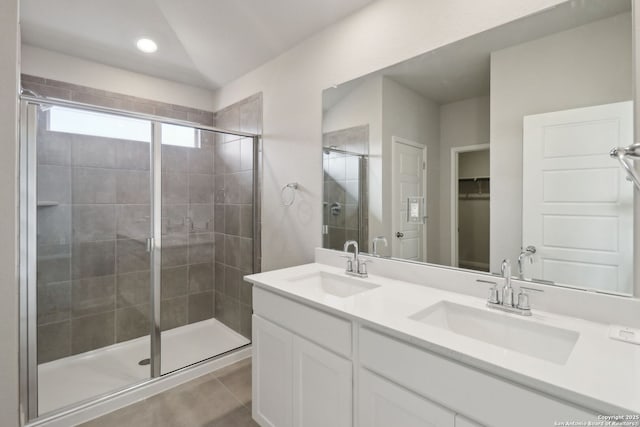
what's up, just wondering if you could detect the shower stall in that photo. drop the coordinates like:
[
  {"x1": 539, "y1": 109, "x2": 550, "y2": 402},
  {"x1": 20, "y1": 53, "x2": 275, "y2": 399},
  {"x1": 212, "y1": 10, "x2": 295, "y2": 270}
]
[
  {"x1": 19, "y1": 94, "x2": 259, "y2": 422},
  {"x1": 321, "y1": 125, "x2": 369, "y2": 253},
  {"x1": 322, "y1": 147, "x2": 369, "y2": 253}
]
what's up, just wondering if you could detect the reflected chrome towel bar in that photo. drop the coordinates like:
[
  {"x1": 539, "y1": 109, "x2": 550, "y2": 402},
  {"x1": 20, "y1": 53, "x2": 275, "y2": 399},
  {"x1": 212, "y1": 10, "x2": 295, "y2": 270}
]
[{"x1": 610, "y1": 142, "x2": 640, "y2": 191}]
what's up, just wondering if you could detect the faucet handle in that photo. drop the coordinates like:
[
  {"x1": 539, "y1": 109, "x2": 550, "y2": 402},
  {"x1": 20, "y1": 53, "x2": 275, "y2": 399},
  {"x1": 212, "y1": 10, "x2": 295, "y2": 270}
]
[
  {"x1": 340, "y1": 254, "x2": 354, "y2": 272},
  {"x1": 358, "y1": 259, "x2": 371, "y2": 275},
  {"x1": 517, "y1": 288, "x2": 531, "y2": 310},
  {"x1": 488, "y1": 285, "x2": 500, "y2": 304}
]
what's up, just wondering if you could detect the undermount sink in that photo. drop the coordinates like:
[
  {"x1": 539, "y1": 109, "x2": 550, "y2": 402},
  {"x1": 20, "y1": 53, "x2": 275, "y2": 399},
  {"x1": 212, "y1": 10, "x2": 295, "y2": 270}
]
[
  {"x1": 410, "y1": 301, "x2": 579, "y2": 364},
  {"x1": 286, "y1": 271, "x2": 380, "y2": 298}
]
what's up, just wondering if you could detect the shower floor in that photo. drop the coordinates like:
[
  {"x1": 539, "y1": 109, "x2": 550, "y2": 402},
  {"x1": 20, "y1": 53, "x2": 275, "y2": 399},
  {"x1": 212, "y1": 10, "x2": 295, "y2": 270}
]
[{"x1": 38, "y1": 318, "x2": 250, "y2": 415}]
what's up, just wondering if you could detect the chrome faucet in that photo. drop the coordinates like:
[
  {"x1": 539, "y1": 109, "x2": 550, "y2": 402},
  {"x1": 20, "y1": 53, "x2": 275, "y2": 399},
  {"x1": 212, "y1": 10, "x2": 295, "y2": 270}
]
[
  {"x1": 343, "y1": 240, "x2": 368, "y2": 278},
  {"x1": 517, "y1": 246, "x2": 536, "y2": 279},
  {"x1": 485, "y1": 258, "x2": 533, "y2": 316},
  {"x1": 371, "y1": 236, "x2": 388, "y2": 257}
]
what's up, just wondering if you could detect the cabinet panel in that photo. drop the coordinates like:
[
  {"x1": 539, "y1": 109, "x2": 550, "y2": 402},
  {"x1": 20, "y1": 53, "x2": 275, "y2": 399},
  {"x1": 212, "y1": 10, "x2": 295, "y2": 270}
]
[
  {"x1": 359, "y1": 369, "x2": 455, "y2": 427},
  {"x1": 253, "y1": 315, "x2": 293, "y2": 427},
  {"x1": 254, "y1": 287, "x2": 352, "y2": 357},
  {"x1": 293, "y1": 336, "x2": 352, "y2": 427},
  {"x1": 359, "y1": 327, "x2": 597, "y2": 427}
]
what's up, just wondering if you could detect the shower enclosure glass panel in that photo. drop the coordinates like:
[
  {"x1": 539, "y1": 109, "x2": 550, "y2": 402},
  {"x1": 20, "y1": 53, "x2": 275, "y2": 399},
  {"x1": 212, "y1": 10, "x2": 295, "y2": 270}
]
[
  {"x1": 22, "y1": 99, "x2": 257, "y2": 421},
  {"x1": 159, "y1": 126, "x2": 250, "y2": 374},
  {"x1": 322, "y1": 148, "x2": 368, "y2": 252},
  {"x1": 33, "y1": 104, "x2": 153, "y2": 415}
]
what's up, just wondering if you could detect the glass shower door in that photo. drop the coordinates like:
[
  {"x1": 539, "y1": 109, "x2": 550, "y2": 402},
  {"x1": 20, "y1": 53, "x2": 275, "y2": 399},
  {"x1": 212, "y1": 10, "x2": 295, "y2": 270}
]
[
  {"x1": 159, "y1": 126, "x2": 251, "y2": 374},
  {"x1": 30, "y1": 103, "x2": 154, "y2": 416}
]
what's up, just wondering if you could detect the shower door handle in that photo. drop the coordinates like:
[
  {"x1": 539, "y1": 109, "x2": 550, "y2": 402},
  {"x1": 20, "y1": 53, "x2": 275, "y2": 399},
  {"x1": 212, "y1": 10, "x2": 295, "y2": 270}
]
[{"x1": 146, "y1": 237, "x2": 154, "y2": 253}]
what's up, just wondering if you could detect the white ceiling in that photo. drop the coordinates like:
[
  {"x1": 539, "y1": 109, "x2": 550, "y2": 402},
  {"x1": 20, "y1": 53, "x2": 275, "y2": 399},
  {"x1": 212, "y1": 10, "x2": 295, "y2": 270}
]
[
  {"x1": 20, "y1": 0, "x2": 376, "y2": 89},
  {"x1": 324, "y1": 0, "x2": 631, "y2": 108}
]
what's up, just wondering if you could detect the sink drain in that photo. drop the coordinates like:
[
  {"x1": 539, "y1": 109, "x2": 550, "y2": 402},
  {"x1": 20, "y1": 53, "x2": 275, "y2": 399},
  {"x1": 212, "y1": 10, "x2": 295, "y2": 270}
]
[{"x1": 138, "y1": 358, "x2": 151, "y2": 366}]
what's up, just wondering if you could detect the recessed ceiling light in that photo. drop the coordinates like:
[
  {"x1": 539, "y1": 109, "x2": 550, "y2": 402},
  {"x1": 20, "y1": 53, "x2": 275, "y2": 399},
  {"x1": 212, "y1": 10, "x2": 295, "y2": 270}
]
[{"x1": 136, "y1": 38, "x2": 158, "y2": 53}]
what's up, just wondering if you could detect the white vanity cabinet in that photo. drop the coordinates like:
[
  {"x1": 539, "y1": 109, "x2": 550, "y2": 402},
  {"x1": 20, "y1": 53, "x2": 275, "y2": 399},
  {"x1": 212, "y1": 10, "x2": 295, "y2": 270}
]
[
  {"x1": 359, "y1": 368, "x2": 455, "y2": 427},
  {"x1": 252, "y1": 286, "x2": 600, "y2": 427},
  {"x1": 358, "y1": 327, "x2": 597, "y2": 427},
  {"x1": 293, "y1": 334, "x2": 352, "y2": 427},
  {"x1": 253, "y1": 315, "x2": 294, "y2": 427},
  {"x1": 252, "y1": 288, "x2": 353, "y2": 427}
]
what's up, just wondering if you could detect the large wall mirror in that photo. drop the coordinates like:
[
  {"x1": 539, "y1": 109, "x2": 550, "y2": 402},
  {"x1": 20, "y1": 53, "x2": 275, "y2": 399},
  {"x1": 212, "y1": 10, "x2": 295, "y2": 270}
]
[{"x1": 321, "y1": 0, "x2": 636, "y2": 296}]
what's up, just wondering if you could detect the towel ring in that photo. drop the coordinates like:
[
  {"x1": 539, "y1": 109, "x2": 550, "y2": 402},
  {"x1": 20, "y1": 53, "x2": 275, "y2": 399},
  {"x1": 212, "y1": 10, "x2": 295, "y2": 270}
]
[{"x1": 281, "y1": 182, "x2": 299, "y2": 206}]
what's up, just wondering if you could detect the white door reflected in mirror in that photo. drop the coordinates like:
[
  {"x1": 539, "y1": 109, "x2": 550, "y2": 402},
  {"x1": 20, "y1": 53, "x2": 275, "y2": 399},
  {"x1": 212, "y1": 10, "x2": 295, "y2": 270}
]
[
  {"x1": 320, "y1": 0, "x2": 635, "y2": 296},
  {"x1": 522, "y1": 102, "x2": 634, "y2": 295},
  {"x1": 392, "y1": 137, "x2": 427, "y2": 262}
]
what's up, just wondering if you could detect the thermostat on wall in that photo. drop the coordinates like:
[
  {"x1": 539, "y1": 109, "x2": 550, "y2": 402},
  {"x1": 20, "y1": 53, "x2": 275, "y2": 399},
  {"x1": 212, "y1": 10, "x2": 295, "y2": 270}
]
[{"x1": 609, "y1": 325, "x2": 640, "y2": 345}]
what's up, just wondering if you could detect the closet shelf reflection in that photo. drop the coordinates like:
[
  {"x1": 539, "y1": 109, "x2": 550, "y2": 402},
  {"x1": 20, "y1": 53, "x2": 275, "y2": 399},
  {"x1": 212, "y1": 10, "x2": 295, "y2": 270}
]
[
  {"x1": 458, "y1": 176, "x2": 490, "y2": 181},
  {"x1": 458, "y1": 194, "x2": 490, "y2": 200}
]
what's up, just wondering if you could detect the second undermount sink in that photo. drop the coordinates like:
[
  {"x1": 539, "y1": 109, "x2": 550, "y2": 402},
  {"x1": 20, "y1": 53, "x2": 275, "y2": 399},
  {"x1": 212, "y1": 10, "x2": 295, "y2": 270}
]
[
  {"x1": 410, "y1": 301, "x2": 579, "y2": 364},
  {"x1": 286, "y1": 271, "x2": 380, "y2": 298}
]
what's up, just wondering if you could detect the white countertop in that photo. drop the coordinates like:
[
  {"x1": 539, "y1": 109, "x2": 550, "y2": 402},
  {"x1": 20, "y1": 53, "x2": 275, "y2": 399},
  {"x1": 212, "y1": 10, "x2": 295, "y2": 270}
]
[{"x1": 245, "y1": 262, "x2": 640, "y2": 415}]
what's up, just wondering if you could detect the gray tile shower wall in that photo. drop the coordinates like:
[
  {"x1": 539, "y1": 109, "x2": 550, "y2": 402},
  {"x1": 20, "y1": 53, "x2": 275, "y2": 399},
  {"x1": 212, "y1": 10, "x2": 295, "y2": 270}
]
[
  {"x1": 213, "y1": 93, "x2": 262, "y2": 340},
  {"x1": 24, "y1": 75, "x2": 230, "y2": 364},
  {"x1": 35, "y1": 118, "x2": 154, "y2": 362},
  {"x1": 27, "y1": 74, "x2": 261, "y2": 363},
  {"x1": 22, "y1": 75, "x2": 215, "y2": 125},
  {"x1": 160, "y1": 129, "x2": 216, "y2": 330},
  {"x1": 322, "y1": 125, "x2": 369, "y2": 252}
]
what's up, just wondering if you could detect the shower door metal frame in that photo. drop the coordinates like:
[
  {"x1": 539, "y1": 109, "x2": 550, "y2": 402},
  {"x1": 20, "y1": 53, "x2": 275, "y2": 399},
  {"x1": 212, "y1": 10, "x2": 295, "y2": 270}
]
[
  {"x1": 18, "y1": 95, "x2": 259, "y2": 424},
  {"x1": 150, "y1": 122, "x2": 162, "y2": 379},
  {"x1": 20, "y1": 101, "x2": 39, "y2": 422}
]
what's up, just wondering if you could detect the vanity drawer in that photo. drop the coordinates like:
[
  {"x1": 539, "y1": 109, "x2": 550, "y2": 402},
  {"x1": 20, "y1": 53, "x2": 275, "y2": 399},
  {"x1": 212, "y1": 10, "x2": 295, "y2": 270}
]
[
  {"x1": 253, "y1": 287, "x2": 352, "y2": 357},
  {"x1": 358, "y1": 327, "x2": 597, "y2": 427}
]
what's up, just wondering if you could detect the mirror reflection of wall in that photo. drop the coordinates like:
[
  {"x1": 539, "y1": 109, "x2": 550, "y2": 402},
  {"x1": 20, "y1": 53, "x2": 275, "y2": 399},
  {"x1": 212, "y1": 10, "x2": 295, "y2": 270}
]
[{"x1": 321, "y1": 0, "x2": 635, "y2": 296}]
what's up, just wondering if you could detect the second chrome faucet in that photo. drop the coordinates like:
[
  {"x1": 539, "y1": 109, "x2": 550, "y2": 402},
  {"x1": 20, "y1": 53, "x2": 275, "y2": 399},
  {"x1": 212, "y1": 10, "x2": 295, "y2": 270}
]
[{"x1": 486, "y1": 259, "x2": 533, "y2": 316}]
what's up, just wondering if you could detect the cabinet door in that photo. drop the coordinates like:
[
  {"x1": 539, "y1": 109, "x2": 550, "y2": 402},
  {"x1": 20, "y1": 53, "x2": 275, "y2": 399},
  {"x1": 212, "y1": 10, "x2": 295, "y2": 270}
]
[
  {"x1": 455, "y1": 415, "x2": 484, "y2": 427},
  {"x1": 253, "y1": 315, "x2": 293, "y2": 427},
  {"x1": 358, "y1": 369, "x2": 454, "y2": 427},
  {"x1": 293, "y1": 336, "x2": 353, "y2": 427}
]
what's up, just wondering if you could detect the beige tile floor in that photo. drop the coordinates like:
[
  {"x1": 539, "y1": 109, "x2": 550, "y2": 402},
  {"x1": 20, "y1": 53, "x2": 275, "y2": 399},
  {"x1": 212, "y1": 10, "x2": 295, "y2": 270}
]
[{"x1": 80, "y1": 359, "x2": 258, "y2": 427}]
